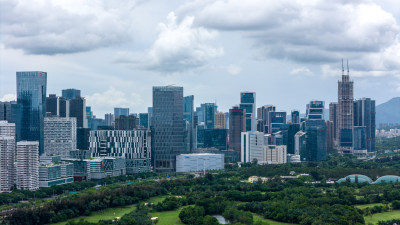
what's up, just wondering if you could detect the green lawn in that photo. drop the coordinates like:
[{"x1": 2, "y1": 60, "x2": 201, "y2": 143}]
[
  {"x1": 355, "y1": 203, "x2": 385, "y2": 210},
  {"x1": 52, "y1": 195, "x2": 168, "y2": 225},
  {"x1": 253, "y1": 214, "x2": 297, "y2": 225},
  {"x1": 151, "y1": 209, "x2": 184, "y2": 225},
  {"x1": 364, "y1": 210, "x2": 400, "y2": 225}
]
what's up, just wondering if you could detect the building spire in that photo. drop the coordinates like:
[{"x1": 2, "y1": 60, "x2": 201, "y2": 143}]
[{"x1": 342, "y1": 58, "x2": 344, "y2": 76}]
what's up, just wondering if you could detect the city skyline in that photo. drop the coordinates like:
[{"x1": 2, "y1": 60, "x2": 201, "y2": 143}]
[{"x1": 1, "y1": 0, "x2": 400, "y2": 117}]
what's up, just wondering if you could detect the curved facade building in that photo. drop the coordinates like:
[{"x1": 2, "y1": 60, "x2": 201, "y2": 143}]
[
  {"x1": 375, "y1": 175, "x2": 400, "y2": 184},
  {"x1": 337, "y1": 174, "x2": 373, "y2": 184}
]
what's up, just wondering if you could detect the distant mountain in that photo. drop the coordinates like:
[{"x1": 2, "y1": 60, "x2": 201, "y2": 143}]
[{"x1": 376, "y1": 97, "x2": 400, "y2": 126}]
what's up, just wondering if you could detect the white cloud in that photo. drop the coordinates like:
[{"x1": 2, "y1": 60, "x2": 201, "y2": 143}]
[
  {"x1": 0, "y1": 94, "x2": 16, "y2": 102},
  {"x1": 0, "y1": 0, "x2": 141, "y2": 55},
  {"x1": 86, "y1": 87, "x2": 142, "y2": 116},
  {"x1": 114, "y1": 12, "x2": 223, "y2": 72},
  {"x1": 226, "y1": 64, "x2": 242, "y2": 75},
  {"x1": 290, "y1": 66, "x2": 314, "y2": 76}
]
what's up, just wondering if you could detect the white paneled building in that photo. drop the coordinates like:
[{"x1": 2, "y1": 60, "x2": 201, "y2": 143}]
[
  {"x1": 265, "y1": 145, "x2": 287, "y2": 164},
  {"x1": 176, "y1": 153, "x2": 224, "y2": 172},
  {"x1": 17, "y1": 141, "x2": 39, "y2": 191},
  {"x1": 241, "y1": 131, "x2": 264, "y2": 163},
  {"x1": 0, "y1": 121, "x2": 16, "y2": 191},
  {"x1": 44, "y1": 117, "x2": 77, "y2": 158}
]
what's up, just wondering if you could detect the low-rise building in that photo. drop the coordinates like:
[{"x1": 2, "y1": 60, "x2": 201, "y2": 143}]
[
  {"x1": 39, "y1": 156, "x2": 73, "y2": 188},
  {"x1": 265, "y1": 145, "x2": 287, "y2": 164}
]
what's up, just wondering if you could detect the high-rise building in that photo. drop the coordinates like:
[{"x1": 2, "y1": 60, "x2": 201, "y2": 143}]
[
  {"x1": 291, "y1": 110, "x2": 300, "y2": 124},
  {"x1": 229, "y1": 106, "x2": 246, "y2": 152},
  {"x1": 294, "y1": 131, "x2": 306, "y2": 156},
  {"x1": 337, "y1": 61, "x2": 354, "y2": 153},
  {"x1": 303, "y1": 120, "x2": 327, "y2": 161},
  {"x1": 354, "y1": 98, "x2": 376, "y2": 152},
  {"x1": 16, "y1": 141, "x2": 39, "y2": 190},
  {"x1": 115, "y1": 115, "x2": 138, "y2": 130},
  {"x1": 43, "y1": 117, "x2": 77, "y2": 158},
  {"x1": 104, "y1": 113, "x2": 114, "y2": 127},
  {"x1": 69, "y1": 96, "x2": 87, "y2": 128},
  {"x1": 152, "y1": 86, "x2": 184, "y2": 172},
  {"x1": 183, "y1": 96, "x2": 195, "y2": 153},
  {"x1": 139, "y1": 113, "x2": 149, "y2": 129},
  {"x1": 306, "y1": 101, "x2": 325, "y2": 120},
  {"x1": 329, "y1": 102, "x2": 338, "y2": 148},
  {"x1": 241, "y1": 131, "x2": 264, "y2": 163},
  {"x1": 257, "y1": 105, "x2": 275, "y2": 133},
  {"x1": 279, "y1": 123, "x2": 300, "y2": 154},
  {"x1": 89, "y1": 129, "x2": 151, "y2": 174},
  {"x1": 240, "y1": 92, "x2": 256, "y2": 131},
  {"x1": 203, "y1": 103, "x2": 216, "y2": 129},
  {"x1": 197, "y1": 128, "x2": 228, "y2": 150},
  {"x1": 224, "y1": 112, "x2": 229, "y2": 129},
  {"x1": 62, "y1": 89, "x2": 81, "y2": 100},
  {"x1": 17, "y1": 71, "x2": 47, "y2": 155},
  {"x1": 265, "y1": 145, "x2": 287, "y2": 164},
  {"x1": 326, "y1": 120, "x2": 335, "y2": 152},
  {"x1": 0, "y1": 121, "x2": 16, "y2": 191},
  {"x1": 215, "y1": 112, "x2": 225, "y2": 129},
  {"x1": 114, "y1": 108, "x2": 129, "y2": 117},
  {"x1": 46, "y1": 94, "x2": 68, "y2": 117},
  {"x1": 268, "y1": 111, "x2": 286, "y2": 134},
  {"x1": 184, "y1": 96, "x2": 194, "y2": 124},
  {"x1": 77, "y1": 128, "x2": 90, "y2": 150},
  {"x1": 0, "y1": 101, "x2": 22, "y2": 140}
]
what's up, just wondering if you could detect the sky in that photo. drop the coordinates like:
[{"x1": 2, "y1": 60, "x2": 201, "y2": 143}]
[{"x1": 0, "y1": 0, "x2": 399, "y2": 118}]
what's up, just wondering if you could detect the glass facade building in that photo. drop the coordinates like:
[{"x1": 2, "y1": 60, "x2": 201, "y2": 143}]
[
  {"x1": 17, "y1": 71, "x2": 47, "y2": 155},
  {"x1": 240, "y1": 92, "x2": 256, "y2": 131},
  {"x1": 152, "y1": 86, "x2": 184, "y2": 172}
]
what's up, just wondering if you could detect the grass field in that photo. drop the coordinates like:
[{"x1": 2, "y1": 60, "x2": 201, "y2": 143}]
[
  {"x1": 364, "y1": 210, "x2": 400, "y2": 224},
  {"x1": 253, "y1": 214, "x2": 297, "y2": 225},
  {"x1": 52, "y1": 195, "x2": 168, "y2": 225},
  {"x1": 355, "y1": 203, "x2": 385, "y2": 210},
  {"x1": 151, "y1": 209, "x2": 184, "y2": 225}
]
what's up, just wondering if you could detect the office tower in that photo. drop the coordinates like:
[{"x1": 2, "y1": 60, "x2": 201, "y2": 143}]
[
  {"x1": 197, "y1": 128, "x2": 228, "y2": 150},
  {"x1": 291, "y1": 110, "x2": 300, "y2": 124},
  {"x1": 86, "y1": 106, "x2": 93, "y2": 119},
  {"x1": 195, "y1": 106, "x2": 204, "y2": 124},
  {"x1": 139, "y1": 113, "x2": 149, "y2": 128},
  {"x1": 203, "y1": 103, "x2": 216, "y2": 129},
  {"x1": 69, "y1": 96, "x2": 87, "y2": 128},
  {"x1": 152, "y1": 86, "x2": 184, "y2": 172},
  {"x1": 183, "y1": 95, "x2": 195, "y2": 153},
  {"x1": 43, "y1": 117, "x2": 77, "y2": 158},
  {"x1": 241, "y1": 131, "x2": 264, "y2": 163},
  {"x1": 268, "y1": 111, "x2": 286, "y2": 134},
  {"x1": 0, "y1": 101, "x2": 22, "y2": 141},
  {"x1": 147, "y1": 107, "x2": 153, "y2": 127},
  {"x1": 77, "y1": 128, "x2": 90, "y2": 150},
  {"x1": 279, "y1": 123, "x2": 300, "y2": 154},
  {"x1": 115, "y1": 115, "x2": 138, "y2": 130},
  {"x1": 329, "y1": 102, "x2": 338, "y2": 148},
  {"x1": 337, "y1": 61, "x2": 354, "y2": 153},
  {"x1": 257, "y1": 105, "x2": 276, "y2": 133},
  {"x1": 0, "y1": 121, "x2": 16, "y2": 191},
  {"x1": 17, "y1": 71, "x2": 47, "y2": 155},
  {"x1": 294, "y1": 131, "x2": 306, "y2": 156},
  {"x1": 46, "y1": 94, "x2": 68, "y2": 117},
  {"x1": 229, "y1": 106, "x2": 246, "y2": 152},
  {"x1": 16, "y1": 141, "x2": 39, "y2": 190},
  {"x1": 215, "y1": 112, "x2": 225, "y2": 129},
  {"x1": 240, "y1": 92, "x2": 256, "y2": 131},
  {"x1": 326, "y1": 120, "x2": 335, "y2": 152},
  {"x1": 354, "y1": 98, "x2": 376, "y2": 152},
  {"x1": 89, "y1": 129, "x2": 151, "y2": 174},
  {"x1": 105, "y1": 113, "x2": 114, "y2": 127},
  {"x1": 114, "y1": 108, "x2": 129, "y2": 117},
  {"x1": 306, "y1": 101, "x2": 325, "y2": 120},
  {"x1": 303, "y1": 120, "x2": 327, "y2": 161},
  {"x1": 224, "y1": 112, "x2": 229, "y2": 129},
  {"x1": 62, "y1": 89, "x2": 81, "y2": 100},
  {"x1": 265, "y1": 145, "x2": 287, "y2": 164},
  {"x1": 353, "y1": 126, "x2": 367, "y2": 153}
]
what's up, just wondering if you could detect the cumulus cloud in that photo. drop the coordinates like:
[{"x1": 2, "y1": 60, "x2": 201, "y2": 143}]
[
  {"x1": 114, "y1": 12, "x2": 223, "y2": 72},
  {"x1": 0, "y1": 0, "x2": 140, "y2": 55},
  {"x1": 290, "y1": 66, "x2": 314, "y2": 76},
  {"x1": 86, "y1": 87, "x2": 142, "y2": 115},
  {"x1": 0, "y1": 94, "x2": 16, "y2": 102},
  {"x1": 178, "y1": 0, "x2": 400, "y2": 77}
]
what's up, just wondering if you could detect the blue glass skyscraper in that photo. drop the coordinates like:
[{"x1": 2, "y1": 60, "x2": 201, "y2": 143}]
[
  {"x1": 240, "y1": 92, "x2": 256, "y2": 131},
  {"x1": 17, "y1": 71, "x2": 47, "y2": 155}
]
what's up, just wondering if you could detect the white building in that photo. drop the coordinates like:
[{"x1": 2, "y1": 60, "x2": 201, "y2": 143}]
[
  {"x1": 17, "y1": 141, "x2": 39, "y2": 191},
  {"x1": 265, "y1": 145, "x2": 287, "y2": 164},
  {"x1": 0, "y1": 121, "x2": 16, "y2": 191},
  {"x1": 176, "y1": 153, "x2": 224, "y2": 172},
  {"x1": 44, "y1": 117, "x2": 77, "y2": 158},
  {"x1": 241, "y1": 131, "x2": 264, "y2": 163}
]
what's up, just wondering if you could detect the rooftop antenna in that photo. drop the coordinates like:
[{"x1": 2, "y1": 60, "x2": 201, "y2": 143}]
[
  {"x1": 347, "y1": 59, "x2": 349, "y2": 76},
  {"x1": 342, "y1": 58, "x2": 344, "y2": 76}
]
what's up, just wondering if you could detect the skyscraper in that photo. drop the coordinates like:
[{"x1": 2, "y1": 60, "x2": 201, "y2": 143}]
[
  {"x1": 46, "y1": 94, "x2": 68, "y2": 117},
  {"x1": 354, "y1": 98, "x2": 376, "y2": 152},
  {"x1": 215, "y1": 112, "x2": 226, "y2": 129},
  {"x1": 139, "y1": 113, "x2": 149, "y2": 129},
  {"x1": 337, "y1": 61, "x2": 354, "y2": 154},
  {"x1": 62, "y1": 89, "x2": 81, "y2": 100},
  {"x1": 306, "y1": 101, "x2": 325, "y2": 120},
  {"x1": 16, "y1": 141, "x2": 39, "y2": 190},
  {"x1": 114, "y1": 108, "x2": 130, "y2": 117},
  {"x1": 105, "y1": 113, "x2": 114, "y2": 127},
  {"x1": 241, "y1": 131, "x2": 264, "y2": 163},
  {"x1": 229, "y1": 106, "x2": 246, "y2": 152},
  {"x1": 257, "y1": 105, "x2": 275, "y2": 133},
  {"x1": 17, "y1": 71, "x2": 47, "y2": 155},
  {"x1": 0, "y1": 121, "x2": 16, "y2": 191},
  {"x1": 152, "y1": 86, "x2": 184, "y2": 172},
  {"x1": 268, "y1": 111, "x2": 286, "y2": 134},
  {"x1": 291, "y1": 110, "x2": 300, "y2": 124},
  {"x1": 329, "y1": 102, "x2": 338, "y2": 148},
  {"x1": 183, "y1": 96, "x2": 195, "y2": 153},
  {"x1": 115, "y1": 115, "x2": 138, "y2": 130},
  {"x1": 202, "y1": 103, "x2": 216, "y2": 129},
  {"x1": 43, "y1": 117, "x2": 77, "y2": 158},
  {"x1": 69, "y1": 96, "x2": 87, "y2": 128},
  {"x1": 240, "y1": 92, "x2": 256, "y2": 131},
  {"x1": 0, "y1": 101, "x2": 22, "y2": 141}
]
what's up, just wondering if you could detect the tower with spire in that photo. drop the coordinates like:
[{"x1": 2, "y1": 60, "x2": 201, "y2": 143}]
[{"x1": 337, "y1": 59, "x2": 354, "y2": 154}]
